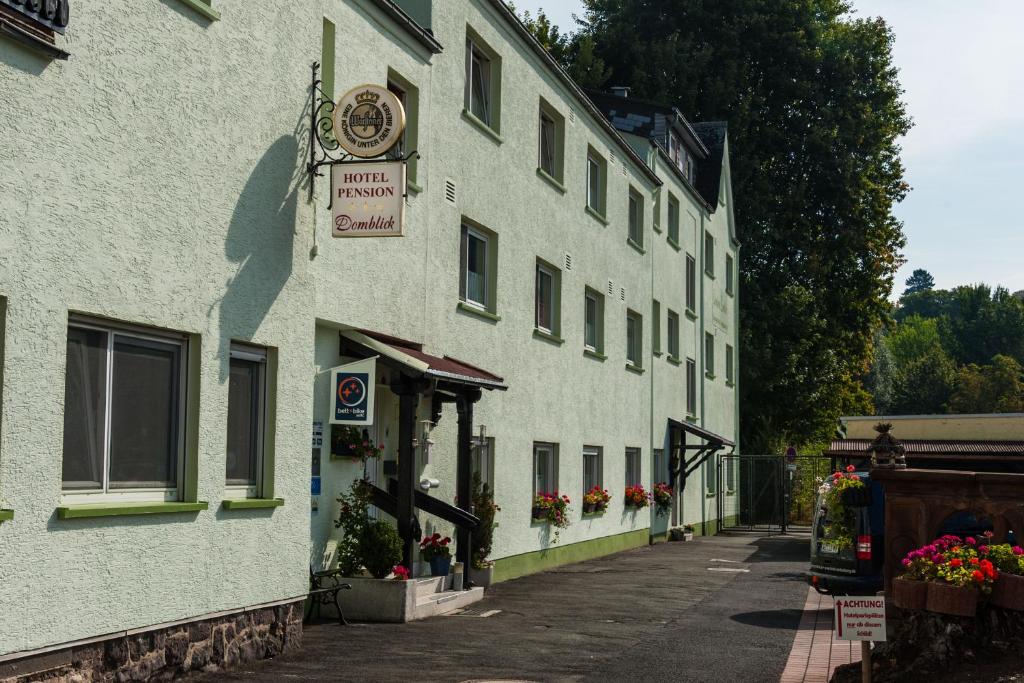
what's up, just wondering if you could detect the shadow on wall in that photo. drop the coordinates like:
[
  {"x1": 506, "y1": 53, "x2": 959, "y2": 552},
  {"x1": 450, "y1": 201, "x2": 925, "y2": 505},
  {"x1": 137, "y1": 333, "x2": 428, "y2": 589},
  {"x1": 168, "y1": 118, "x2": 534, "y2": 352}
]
[{"x1": 216, "y1": 135, "x2": 299, "y2": 381}]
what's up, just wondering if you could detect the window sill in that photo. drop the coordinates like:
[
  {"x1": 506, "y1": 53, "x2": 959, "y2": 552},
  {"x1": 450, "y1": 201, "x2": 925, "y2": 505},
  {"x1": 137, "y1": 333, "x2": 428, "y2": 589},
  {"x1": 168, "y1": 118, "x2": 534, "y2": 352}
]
[
  {"x1": 533, "y1": 328, "x2": 564, "y2": 346},
  {"x1": 686, "y1": 414, "x2": 698, "y2": 423},
  {"x1": 536, "y1": 167, "x2": 566, "y2": 194},
  {"x1": 584, "y1": 205, "x2": 609, "y2": 226},
  {"x1": 176, "y1": 0, "x2": 221, "y2": 21},
  {"x1": 726, "y1": 489, "x2": 736, "y2": 497},
  {"x1": 0, "y1": 509, "x2": 13, "y2": 523},
  {"x1": 627, "y1": 238, "x2": 646, "y2": 255},
  {"x1": 667, "y1": 236, "x2": 681, "y2": 252},
  {"x1": 56, "y1": 501, "x2": 209, "y2": 520},
  {"x1": 583, "y1": 348, "x2": 607, "y2": 362},
  {"x1": 457, "y1": 301, "x2": 501, "y2": 323},
  {"x1": 653, "y1": 350, "x2": 663, "y2": 358},
  {"x1": 706, "y1": 491, "x2": 718, "y2": 498},
  {"x1": 685, "y1": 309, "x2": 697, "y2": 321},
  {"x1": 726, "y1": 290, "x2": 734, "y2": 298},
  {"x1": 653, "y1": 224, "x2": 662, "y2": 234},
  {"x1": 407, "y1": 179, "x2": 423, "y2": 195},
  {"x1": 625, "y1": 363, "x2": 645, "y2": 375},
  {"x1": 706, "y1": 373, "x2": 716, "y2": 380},
  {"x1": 222, "y1": 498, "x2": 284, "y2": 510},
  {"x1": 667, "y1": 355, "x2": 682, "y2": 366},
  {"x1": 726, "y1": 380, "x2": 736, "y2": 388},
  {"x1": 581, "y1": 510, "x2": 607, "y2": 518},
  {"x1": 705, "y1": 271, "x2": 716, "y2": 280},
  {"x1": 461, "y1": 108, "x2": 503, "y2": 145}
]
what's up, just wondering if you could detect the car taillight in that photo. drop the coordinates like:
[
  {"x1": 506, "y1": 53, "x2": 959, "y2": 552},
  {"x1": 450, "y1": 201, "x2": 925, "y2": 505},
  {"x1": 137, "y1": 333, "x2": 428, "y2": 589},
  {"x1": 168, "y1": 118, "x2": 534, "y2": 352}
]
[{"x1": 856, "y1": 535, "x2": 872, "y2": 560}]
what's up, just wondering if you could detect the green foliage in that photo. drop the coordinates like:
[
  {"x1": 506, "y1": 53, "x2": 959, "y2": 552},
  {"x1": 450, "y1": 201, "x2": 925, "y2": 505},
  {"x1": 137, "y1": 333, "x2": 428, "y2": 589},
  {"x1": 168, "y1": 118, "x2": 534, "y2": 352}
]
[
  {"x1": 948, "y1": 355, "x2": 1024, "y2": 414},
  {"x1": 864, "y1": 328, "x2": 895, "y2": 414},
  {"x1": 334, "y1": 479, "x2": 372, "y2": 576},
  {"x1": 541, "y1": 0, "x2": 911, "y2": 451},
  {"x1": 820, "y1": 470, "x2": 866, "y2": 551},
  {"x1": 470, "y1": 471, "x2": 500, "y2": 570},
  {"x1": 890, "y1": 351, "x2": 956, "y2": 414},
  {"x1": 360, "y1": 520, "x2": 403, "y2": 579},
  {"x1": 886, "y1": 315, "x2": 943, "y2": 367},
  {"x1": 902, "y1": 268, "x2": 935, "y2": 296}
]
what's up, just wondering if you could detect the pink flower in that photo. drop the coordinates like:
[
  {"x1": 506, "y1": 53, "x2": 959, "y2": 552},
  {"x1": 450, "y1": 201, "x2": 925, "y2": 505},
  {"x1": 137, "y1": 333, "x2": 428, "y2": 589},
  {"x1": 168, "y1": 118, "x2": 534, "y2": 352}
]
[
  {"x1": 1013, "y1": 546, "x2": 1024, "y2": 556},
  {"x1": 901, "y1": 558, "x2": 911, "y2": 567},
  {"x1": 966, "y1": 537, "x2": 977, "y2": 546}
]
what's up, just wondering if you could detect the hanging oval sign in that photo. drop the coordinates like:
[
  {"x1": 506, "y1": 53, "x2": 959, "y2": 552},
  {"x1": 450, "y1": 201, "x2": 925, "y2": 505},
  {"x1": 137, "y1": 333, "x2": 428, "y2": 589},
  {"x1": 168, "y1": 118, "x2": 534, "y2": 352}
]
[{"x1": 332, "y1": 84, "x2": 407, "y2": 158}]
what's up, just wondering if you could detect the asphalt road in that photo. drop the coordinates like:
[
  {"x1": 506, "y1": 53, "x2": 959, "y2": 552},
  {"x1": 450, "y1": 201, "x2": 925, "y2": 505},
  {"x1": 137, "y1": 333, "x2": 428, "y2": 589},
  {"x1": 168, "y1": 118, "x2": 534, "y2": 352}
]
[{"x1": 193, "y1": 533, "x2": 811, "y2": 682}]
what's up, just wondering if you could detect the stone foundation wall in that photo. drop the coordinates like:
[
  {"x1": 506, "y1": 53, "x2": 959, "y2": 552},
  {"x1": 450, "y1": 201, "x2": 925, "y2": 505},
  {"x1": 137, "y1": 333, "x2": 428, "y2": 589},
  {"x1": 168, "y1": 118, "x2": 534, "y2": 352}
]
[{"x1": 0, "y1": 600, "x2": 303, "y2": 682}]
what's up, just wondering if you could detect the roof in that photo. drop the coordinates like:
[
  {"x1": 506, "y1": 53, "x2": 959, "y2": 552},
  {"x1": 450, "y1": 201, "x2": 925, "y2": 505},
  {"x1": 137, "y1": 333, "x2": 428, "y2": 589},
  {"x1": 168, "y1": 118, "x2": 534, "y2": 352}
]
[
  {"x1": 367, "y1": 0, "x2": 444, "y2": 54},
  {"x1": 691, "y1": 122, "x2": 728, "y2": 208},
  {"x1": 668, "y1": 417, "x2": 736, "y2": 449},
  {"x1": 826, "y1": 439, "x2": 1024, "y2": 457},
  {"x1": 342, "y1": 329, "x2": 507, "y2": 391},
  {"x1": 587, "y1": 91, "x2": 709, "y2": 158}
]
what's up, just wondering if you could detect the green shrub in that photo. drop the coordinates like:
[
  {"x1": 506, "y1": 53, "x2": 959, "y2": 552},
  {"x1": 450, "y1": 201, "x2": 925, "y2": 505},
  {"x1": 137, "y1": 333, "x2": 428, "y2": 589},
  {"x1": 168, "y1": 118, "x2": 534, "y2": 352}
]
[
  {"x1": 360, "y1": 520, "x2": 403, "y2": 579},
  {"x1": 471, "y1": 471, "x2": 500, "y2": 569},
  {"x1": 335, "y1": 479, "x2": 371, "y2": 576}
]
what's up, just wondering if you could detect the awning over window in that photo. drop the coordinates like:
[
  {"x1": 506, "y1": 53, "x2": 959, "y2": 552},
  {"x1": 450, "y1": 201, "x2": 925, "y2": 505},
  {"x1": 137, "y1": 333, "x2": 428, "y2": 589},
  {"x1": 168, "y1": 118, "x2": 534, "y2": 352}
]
[{"x1": 339, "y1": 328, "x2": 507, "y2": 391}]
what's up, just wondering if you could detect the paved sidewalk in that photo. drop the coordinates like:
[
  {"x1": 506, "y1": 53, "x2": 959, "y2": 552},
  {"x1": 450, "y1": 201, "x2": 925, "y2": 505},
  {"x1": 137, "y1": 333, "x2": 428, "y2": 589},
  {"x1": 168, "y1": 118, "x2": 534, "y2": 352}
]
[
  {"x1": 191, "y1": 533, "x2": 811, "y2": 682},
  {"x1": 780, "y1": 588, "x2": 862, "y2": 683}
]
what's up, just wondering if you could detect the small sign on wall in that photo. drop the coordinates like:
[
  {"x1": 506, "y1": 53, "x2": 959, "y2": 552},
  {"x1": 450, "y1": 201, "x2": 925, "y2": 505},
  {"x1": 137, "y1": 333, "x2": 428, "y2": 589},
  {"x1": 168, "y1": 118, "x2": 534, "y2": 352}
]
[
  {"x1": 835, "y1": 596, "x2": 886, "y2": 642},
  {"x1": 331, "y1": 162, "x2": 406, "y2": 238},
  {"x1": 330, "y1": 357, "x2": 377, "y2": 425}
]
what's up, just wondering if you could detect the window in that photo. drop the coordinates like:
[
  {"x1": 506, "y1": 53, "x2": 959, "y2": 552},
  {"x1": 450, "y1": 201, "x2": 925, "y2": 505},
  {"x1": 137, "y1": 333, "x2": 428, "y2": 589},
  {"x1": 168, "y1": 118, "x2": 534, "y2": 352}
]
[
  {"x1": 586, "y1": 148, "x2": 607, "y2": 216},
  {"x1": 685, "y1": 253, "x2": 696, "y2": 313},
  {"x1": 388, "y1": 70, "x2": 420, "y2": 183},
  {"x1": 537, "y1": 101, "x2": 564, "y2": 182},
  {"x1": 625, "y1": 447, "x2": 642, "y2": 487},
  {"x1": 626, "y1": 310, "x2": 642, "y2": 367},
  {"x1": 583, "y1": 446, "x2": 603, "y2": 492},
  {"x1": 667, "y1": 194, "x2": 680, "y2": 245},
  {"x1": 62, "y1": 318, "x2": 187, "y2": 499},
  {"x1": 669, "y1": 133, "x2": 683, "y2": 170},
  {"x1": 705, "y1": 332, "x2": 715, "y2": 378},
  {"x1": 652, "y1": 300, "x2": 661, "y2": 355},
  {"x1": 226, "y1": 344, "x2": 268, "y2": 496},
  {"x1": 653, "y1": 448, "x2": 667, "y2": 485},
  {"x1": 667, "y1": 310, "x2": 680, "y2": 359},
  {"x1": 584, "y1": 288, "x2": 604, "y2": 354},
  {"x1": 628, "y1": 189, "x2": 644, "y2": 247},
  {"x1": 686, "y1": 359, "x2": 697, "y2": 415},
  {"x1": 726, "y1": 344, "x2": 735, "y2": 385},
  {"x1": 535, "y1": 261, "x2": 560, "y2": 336},
  {"x1": 459, "y1": 222, "x2": 497, "y2": 313},
  {"x1": 533, "y1": 442, "x2": 557, "y2": 494},
  {"x1": 704, "y1": 231, "x2": 715, "y2": 277},
  {"x1": 726, "y1": 454, "x2": 736, "y2": 493},
  {"x1": 706, "y1": 456, "x2": 717, "y2": 494},
  {"x1": 473, "y1": 437, "x2": 495, "y2": 492},
  {"x1": 466, "y1": 37, "x2": 492, "y2": 126},
  {"x1": 726, "y1": 254, "x2": 735, "y2": 296}
]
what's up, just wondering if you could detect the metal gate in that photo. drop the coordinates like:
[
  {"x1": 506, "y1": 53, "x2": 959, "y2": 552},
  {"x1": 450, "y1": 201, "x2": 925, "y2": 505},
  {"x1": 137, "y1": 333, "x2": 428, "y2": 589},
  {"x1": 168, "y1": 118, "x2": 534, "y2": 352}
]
[{"x1": 718, "y1": 454, "x2": 836, "y2": 532}]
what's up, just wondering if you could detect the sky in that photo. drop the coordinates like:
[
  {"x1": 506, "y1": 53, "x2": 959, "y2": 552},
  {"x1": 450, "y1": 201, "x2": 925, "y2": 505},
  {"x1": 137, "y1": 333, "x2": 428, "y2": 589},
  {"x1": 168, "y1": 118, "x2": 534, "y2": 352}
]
[{"x1": 514, "y1": 1, "x2": 1024, "y2": 297}]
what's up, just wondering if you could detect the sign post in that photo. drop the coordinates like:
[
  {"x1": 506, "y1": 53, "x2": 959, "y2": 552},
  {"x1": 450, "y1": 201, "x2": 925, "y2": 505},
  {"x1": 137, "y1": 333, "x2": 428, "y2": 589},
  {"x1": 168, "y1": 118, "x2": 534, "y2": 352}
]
[{"x1": 834, "y1": 596, "x2": 886, "y2": 683}]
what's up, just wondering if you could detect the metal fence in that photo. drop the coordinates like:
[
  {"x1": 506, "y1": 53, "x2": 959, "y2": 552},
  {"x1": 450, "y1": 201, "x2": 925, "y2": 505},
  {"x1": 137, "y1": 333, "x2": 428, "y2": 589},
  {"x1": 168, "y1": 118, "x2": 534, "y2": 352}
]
[{"x1": 718, "y1": 454, "x2": 837, "y2": 533}]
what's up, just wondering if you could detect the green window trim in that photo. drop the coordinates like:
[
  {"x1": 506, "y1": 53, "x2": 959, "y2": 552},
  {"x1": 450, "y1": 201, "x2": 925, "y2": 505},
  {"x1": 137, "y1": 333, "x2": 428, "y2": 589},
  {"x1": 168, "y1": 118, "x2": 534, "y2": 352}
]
[
  {"x1": 584, "y1": 205, "x2": 609, "y2": 226},
  {"x1": 536, "y1": 167, "x2": 567, "y2": 194},
  {"x1": 533, "y1": 328, "x2": 564, "y2": 346},
  {"x1": 706, "y1": 491, "x2": 718, "y2": 498},
  {"x1": 457, "y1": 301, "x2": 502, "y2": 323},
  {"x1": 706, "y1": 372, "x2": 716, "y2": 380},
  {"x1": 685, "y1": 309, "x2": 698, "y2": 321},
  {"x1": 625, "y1": 363, "x2": 645, "y2": 375},
  {"x1": 461, "y1": 108, "x2": 504, "y2": 145},
  {"x1": 407, "y1": 180, "x2": 424, "y2": 195},
  {"x1": 0, "y1": 509, "x2": 13, "y2": 523},
  {"x1": 57, "y1": 501, "x2": 209, "y2": 520},
  {"x1": 626, "y1": 238, "x2": 646, "y2": 255},
  {"x1": 667, "y1": 236, "x2": 681, "y2": 252},
  {"x1": 583, "y1": 348, "x2": 607, "y2": 362},
  {"x1": 176, "y1": 0, "x2": 220, "y2": 21},
  {"x1": 667, "y1": 355, "x2": 682, "y2": 366},
  {"x1": 222, "y1": 498, "x2": 285, "y2": 510}
]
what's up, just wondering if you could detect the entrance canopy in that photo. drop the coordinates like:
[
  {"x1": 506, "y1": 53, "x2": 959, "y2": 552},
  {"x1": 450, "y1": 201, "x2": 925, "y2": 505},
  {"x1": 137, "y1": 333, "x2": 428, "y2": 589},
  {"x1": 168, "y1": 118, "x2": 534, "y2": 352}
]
[
  {"x1": 340, "y1": 328, "x2": 507, "y2": 391},
  {"x1": 667, "y1": 418, "x2": 735, "y2": 489}
]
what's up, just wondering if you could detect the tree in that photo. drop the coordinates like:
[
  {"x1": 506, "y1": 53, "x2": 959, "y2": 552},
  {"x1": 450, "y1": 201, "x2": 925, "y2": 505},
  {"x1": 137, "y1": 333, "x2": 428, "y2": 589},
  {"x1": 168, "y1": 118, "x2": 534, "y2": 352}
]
[
  {"x1": 890, "y1": 350, "x2": 956, "y2": 415},
  {"x1": 886, "y1": 315, "x2": 943, "y2": 367},
  {"x1": 902, "y1": 269, "x2": 935, "y2": 296},
  {"x1": 553, "y1": 0, "x2": 910, "y2": 451},
  {"x1": 947, "y1": 355, "x2": 1024, "y2": 414},
  {"x1": 864, "y1": 328, "x2": 895, "y2": 415}
]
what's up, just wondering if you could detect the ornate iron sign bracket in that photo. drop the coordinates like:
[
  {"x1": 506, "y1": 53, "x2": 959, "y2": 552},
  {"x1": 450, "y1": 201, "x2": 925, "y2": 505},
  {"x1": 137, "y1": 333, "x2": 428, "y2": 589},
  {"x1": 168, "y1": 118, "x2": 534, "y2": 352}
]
[{"x1": 307, "y1": 62, "x2": 419, "y2": 207}]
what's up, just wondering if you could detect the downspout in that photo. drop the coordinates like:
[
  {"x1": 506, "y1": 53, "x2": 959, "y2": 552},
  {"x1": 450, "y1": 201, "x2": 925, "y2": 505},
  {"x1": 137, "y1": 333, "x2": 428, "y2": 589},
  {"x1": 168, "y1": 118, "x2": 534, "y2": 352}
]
[
  {"x1": 648, "y1": 144, "x2": 657, "y2": 537},
  {"x1": 699, "y1": 213, "x2": 707, "y2": 534}
]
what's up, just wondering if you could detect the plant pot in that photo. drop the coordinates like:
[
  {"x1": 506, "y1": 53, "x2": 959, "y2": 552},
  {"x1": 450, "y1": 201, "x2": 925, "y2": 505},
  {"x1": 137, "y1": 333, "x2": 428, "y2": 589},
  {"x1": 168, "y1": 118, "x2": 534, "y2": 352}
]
[
  {"x1": 684, "y1": 532, "x2": 694, "y2": 542},
  {"x1": 992, "y1": 573, "x2": 1024, "y2": 611},
  {"x1": 926, "y1": 581, "x2": 978, "y2": 618},
  {"x1": 468, "y1": 564, "x2": 494, "y2": 588},
  {"x1": 892, "y1": 577, "x2": 928, "y2": 610},
  {"x1": 583, "y1": 503, "x2": 597, "y2": 514},
  {"x1": 428, "y1": 555, "x2": 452, "y2": 577}
]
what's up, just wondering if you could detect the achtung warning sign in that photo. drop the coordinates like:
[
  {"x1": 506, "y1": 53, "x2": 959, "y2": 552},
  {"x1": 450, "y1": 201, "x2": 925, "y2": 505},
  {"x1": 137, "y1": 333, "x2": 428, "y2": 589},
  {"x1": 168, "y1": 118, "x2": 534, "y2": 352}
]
[{"x1": 834, "y1": 597, "x2": 886, "y2": 642}]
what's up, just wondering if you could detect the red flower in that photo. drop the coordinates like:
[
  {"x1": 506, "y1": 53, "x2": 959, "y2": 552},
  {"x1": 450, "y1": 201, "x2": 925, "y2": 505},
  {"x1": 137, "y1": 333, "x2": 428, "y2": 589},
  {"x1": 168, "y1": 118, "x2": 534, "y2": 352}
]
[
  {"x1": 845, "y1": 465, "x2": 855, "y2": 473},
  {"x1": 950, "y1": 558, "x2": 963, "y2": 568},
  {"x1": 969, "y1": 558, "x2": 980, "y2": 566},
  {"x1": 972, "y1": 570, "x2": 985, "y2": 583}
]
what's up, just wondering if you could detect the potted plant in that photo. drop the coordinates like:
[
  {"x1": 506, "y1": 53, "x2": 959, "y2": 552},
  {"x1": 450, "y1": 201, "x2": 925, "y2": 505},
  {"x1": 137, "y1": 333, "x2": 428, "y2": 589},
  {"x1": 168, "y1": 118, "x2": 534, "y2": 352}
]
[
  {"x1": 470, "y1": 472, "x2": 500, "y2": 587},
  {"x1": 652, "y1": 482, "x2": 673, "y2": 517},
  {"x1": 683, "y1": 524, "x2": 695, "y2": 542},
  {"x1": 624, "y1": 484, "x2": 651, "y2": 509},
  {"x1": 419, "y1": 533, "x2": 453, "y2": 577},
  {"x1": 332, "y1": 425, "x2": 385, "y2": 462},
  {"x1": 926, "y1": 535, "x2": 997, "y2": 617},
  {"x1": 582, "y1": 485, "x2": 611, "y2": 514},
  {"x1": 893, "y1": 544, "x2": 940, "y2": 610},
  {"x1": 817, "y1": 466, "x2": 866, "y2": 552},
  {"x1": 532, "y1": 492, "x2": 571, "y2": 543},
  {"x1": 982, "y1": 537, "x2": 1024, "y2": 610}
]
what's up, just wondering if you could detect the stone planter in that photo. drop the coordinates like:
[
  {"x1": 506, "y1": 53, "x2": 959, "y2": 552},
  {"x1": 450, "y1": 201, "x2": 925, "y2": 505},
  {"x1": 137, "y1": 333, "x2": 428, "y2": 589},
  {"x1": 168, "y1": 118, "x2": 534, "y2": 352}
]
[
  {"x1": 428, "y1": 555, "x2": 452, "y2": 577},
  {"x1": 892, "y1": 577, "x2": 928, "y2": 610},
  {"x1": 926, "y1": 581, "x2": 978, "y2": 618},
  {"x1": 992, "y1": 572, "x2": 1024, "y2": 611},
  {"x1": 468, "y1": 564, "x2": 494, "y2": 588}
]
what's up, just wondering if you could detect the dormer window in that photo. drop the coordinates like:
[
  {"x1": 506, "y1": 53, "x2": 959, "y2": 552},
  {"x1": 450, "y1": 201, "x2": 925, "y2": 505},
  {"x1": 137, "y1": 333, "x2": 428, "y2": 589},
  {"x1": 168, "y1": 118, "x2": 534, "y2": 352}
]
[{"x1": 668, "y1": 132, "x2": 698, "y2": 185}]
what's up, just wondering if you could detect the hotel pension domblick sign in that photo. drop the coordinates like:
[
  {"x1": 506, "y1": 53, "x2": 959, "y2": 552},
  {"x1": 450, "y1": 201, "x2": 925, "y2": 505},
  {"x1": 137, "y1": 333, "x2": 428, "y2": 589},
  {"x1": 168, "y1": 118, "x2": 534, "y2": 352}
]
[{"x1": 331, "y1": 84, "x2": 407, "y2": 238}]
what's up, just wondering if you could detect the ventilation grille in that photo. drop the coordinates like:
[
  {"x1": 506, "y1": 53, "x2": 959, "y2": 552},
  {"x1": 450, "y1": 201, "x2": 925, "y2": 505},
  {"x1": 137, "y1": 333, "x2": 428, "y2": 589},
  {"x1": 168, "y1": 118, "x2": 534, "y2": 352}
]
[
  {"x1": 564, "y1": 252, "x2": 573, "y2": 271},
  {"x1": 444, "y1": 178, "x2": 457, "y2": 206},
  {"x1": 620, "y1": 287, "x2": 626, "y2": 302},
  {"x1": 607, "y1": 280, "x2": 614, "y2": 296},
  {"x1": 622, "y1": 165, "x2": 628, "y2": 177},
  {"x1": 610, "y1": 151, "x2": 617, "y2": 166},
  {"x1": 568, "y1": 108, "x2": 576, "y2": 125}
]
